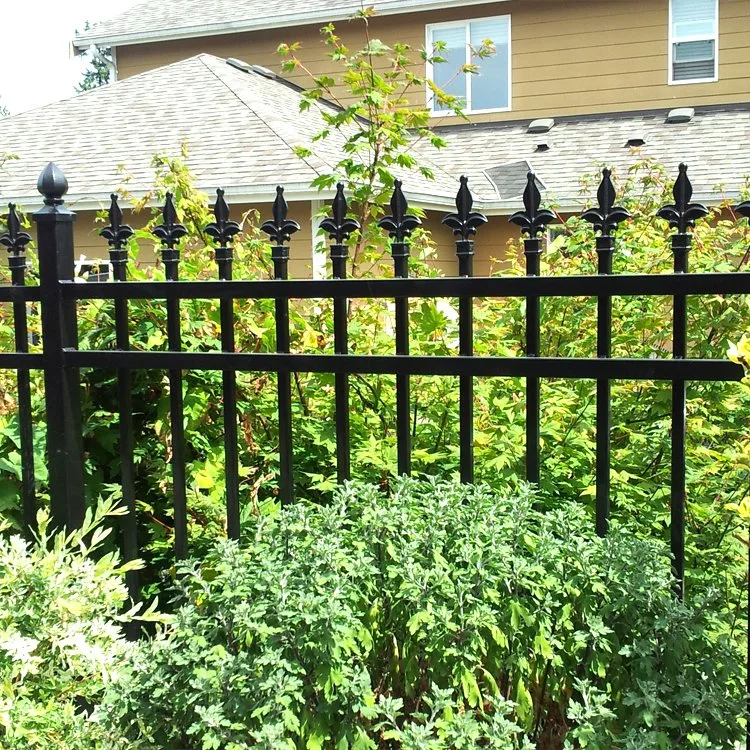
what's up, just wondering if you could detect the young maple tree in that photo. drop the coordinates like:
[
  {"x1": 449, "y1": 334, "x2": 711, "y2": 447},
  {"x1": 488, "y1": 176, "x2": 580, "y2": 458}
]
[{"x1": 278, "y1": 10, "x2": 494, "y2": 270}]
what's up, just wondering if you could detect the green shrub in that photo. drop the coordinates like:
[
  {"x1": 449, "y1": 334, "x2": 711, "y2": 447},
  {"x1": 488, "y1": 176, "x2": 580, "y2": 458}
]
[
  {"x1": 101, "y1": 480, "x2": 744, "y2": 748},
  {"x1": 0, "y1": 499, "x2": 154, "y2": 749}
]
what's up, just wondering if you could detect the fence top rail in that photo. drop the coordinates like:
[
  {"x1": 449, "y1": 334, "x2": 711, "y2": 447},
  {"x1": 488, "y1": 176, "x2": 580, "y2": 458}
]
[{"x1": 59, "y1": 272, "x2": 750, "y2": 302}]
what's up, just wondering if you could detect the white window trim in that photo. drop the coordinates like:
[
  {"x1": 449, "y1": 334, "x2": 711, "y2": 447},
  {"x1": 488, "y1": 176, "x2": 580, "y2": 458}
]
[
  {"x1": 425, "y1": 14, "x2": 512, "y2": 116},
  {"x1": 668, "y1": 0, "x2": 719, "y2": 85},
  {"x1": 310, "y1": 199, "x2": 327, "y2": 279}
]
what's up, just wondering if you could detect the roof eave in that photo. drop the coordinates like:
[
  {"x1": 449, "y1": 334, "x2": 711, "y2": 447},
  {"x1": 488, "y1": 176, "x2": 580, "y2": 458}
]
[
  {"x1": 3, "y1": 187, "x2": 732, "y2": 216},
  {"x1": 72, "y1": 0, "x2": 509, "y2": 51},
  {"x1": 2, "y1": 183, "x2": 458, "y2": 214}
]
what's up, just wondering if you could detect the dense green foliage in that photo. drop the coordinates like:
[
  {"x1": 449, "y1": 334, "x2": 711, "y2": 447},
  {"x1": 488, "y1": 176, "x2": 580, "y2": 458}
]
[
  {"x1": 0, "y1": 16, "x2": 747, "y2": 745},
  {"x1": 0, "y1": 154, "x2": 748, "y2": 607},
  {"x1": 0, "y1": 499, "x2": 152, "y2": 749},
  {"x1": 100, "y1": 480, "x2": 745, "y2": 748}
]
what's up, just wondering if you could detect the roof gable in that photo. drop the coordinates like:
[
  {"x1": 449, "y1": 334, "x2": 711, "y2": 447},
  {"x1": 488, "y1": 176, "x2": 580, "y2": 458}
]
[{"x1": 0, "y1": 54, "x2": 454, "y2": 210}]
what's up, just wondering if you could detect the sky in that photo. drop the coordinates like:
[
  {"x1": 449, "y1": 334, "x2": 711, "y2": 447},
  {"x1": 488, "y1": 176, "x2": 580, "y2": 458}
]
[{"x1": 0, "y1": 0, "x2": 138, "y2": 116}]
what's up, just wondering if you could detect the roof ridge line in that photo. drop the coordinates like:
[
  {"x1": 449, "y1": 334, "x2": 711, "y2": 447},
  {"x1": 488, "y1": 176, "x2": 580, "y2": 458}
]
[{"x1": 197, "y1": 56, "x2": 335, "y2": 182}]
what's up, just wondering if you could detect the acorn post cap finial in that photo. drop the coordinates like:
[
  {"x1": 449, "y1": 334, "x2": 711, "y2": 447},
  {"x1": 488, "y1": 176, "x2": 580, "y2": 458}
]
[{"x1": 36, "y1": 162, "x2": 69, "y2": 204}]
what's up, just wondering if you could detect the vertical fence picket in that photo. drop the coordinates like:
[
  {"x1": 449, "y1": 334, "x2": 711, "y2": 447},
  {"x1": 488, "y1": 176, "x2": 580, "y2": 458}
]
[
  {"x1": 321, "y1": 184, "x2": 359, "y2": 484},
  {"x1": 153, "y1": 193, "x2": 189, "y2": 558},
  {"x1": 34, "y1": 163, "x2": 85, "y2": 531},
  {"x1": 582, "y1": 169, "x2": 630, "y2": 536},
  {"x1": 442, "y1": 176, "x2": 486, "y2": 483},
  {"x1": 379, "y1": 180, "x2": 420, "y2": 476},
  {"x1": 732, "y1": 197, "x2": 750, "y2": 750},
  {"x1": 261, "y1": 187, "x2": 300, "y2": 505},
  {"x1": 206, "y1": 189, "x2": 242, "y2": 537},
  {"x1": 0, "y1": 204, "x2": 36, "y2": 533},
  {"x1": 511, "y1": 173, "x2": 555, "y2": 485},
  {"x1": 100, "y1": 195, "x2": 139, "y2": 598},
  {"x1": 657, "y1": 163, "x2": 708, "y2": 599}
]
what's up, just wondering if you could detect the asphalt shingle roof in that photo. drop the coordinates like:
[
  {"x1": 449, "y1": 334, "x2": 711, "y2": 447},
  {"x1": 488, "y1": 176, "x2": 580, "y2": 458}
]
[
  {"x1": 0, "y1": 54, "x2": 453, "y2": 211},
  {"x1": 430, "y1": 106, "x2": 750, "y2": 210},
  {"x1": 0, "y1": 53, "x2": 747, "y2": 213}
]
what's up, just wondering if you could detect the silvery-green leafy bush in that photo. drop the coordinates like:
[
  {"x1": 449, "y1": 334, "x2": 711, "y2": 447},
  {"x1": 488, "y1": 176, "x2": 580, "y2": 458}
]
[
  {"x1": 101, "y1": 480, "x2": 744, "y2": 748},
  {"x1": 0, "y1": 499, "x2": 158, "y2": 749}
]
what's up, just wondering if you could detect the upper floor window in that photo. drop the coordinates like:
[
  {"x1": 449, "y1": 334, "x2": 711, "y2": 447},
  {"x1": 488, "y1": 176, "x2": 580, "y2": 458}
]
[
  {"x1": 669, "y1": 0, "x2": 718, "y2": 83},
  {"x1": 427, "y1": 16, "x2": 511, "y2": 114}
]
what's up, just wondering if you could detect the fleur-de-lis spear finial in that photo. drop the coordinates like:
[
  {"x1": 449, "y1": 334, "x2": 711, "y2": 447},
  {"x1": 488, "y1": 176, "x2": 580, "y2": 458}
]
[
  {"x1": 582, "y1": 168, "x2": 631, "y2": 236},
  {"x1": 379, "y1": 180, "x2": 421, "y2": 277},
  {"x1": 205, "y1": 188, "x2": 241, "y2": 247},
  {"x1": 100, "y1": 194, "x2": 135, "y2": 250},
  {"x1": 99, "y1": 194, "x2": 134, "y2": 281},
  {"x1": 320, "y1": 183, "x2": 361, "y2": 247},
  {"x1": 0, "y1": 203, "x2": 32, "y2": 256},
  {"x1": 205, "y1": 189, "x2": 241, "y2": 280},
  {"x1": 379, "y1": 180, "x2": 422, "y2": 247},
  {"x1": 442, "y1": 176, "x2": 487, "y2": 242},
  {"x1": 153, "y1": 192, "x2": 188, "y2": 249},
  {"x1": 442, "y1": 176, "x2": 487, "y2": 276},
  {"x1": 261, "y1": 186, "x2": 301, "y2": 278},
  {"x1": 657, "y1": 163, "x2": 709, "y2": 235},
  {"x1": 509, "y1": 172, "x2": 556, "y2": 238},
  {"x1": 320, "y1": 183, "x2": 360, "y2": 277},
  {"x1": 152, "y1": 192, "x2": 188, "y2": 279},
  {"x1": 261, "y1": 186, "x2": 301, "y2": 246}
]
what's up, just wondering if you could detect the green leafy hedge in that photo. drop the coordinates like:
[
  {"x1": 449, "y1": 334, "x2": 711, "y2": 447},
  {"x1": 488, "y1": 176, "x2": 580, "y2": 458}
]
[
  {"x1": 101, "y1": 480, "x2": 745, "y2": 748},
  {"x1": 0, "y1": 500, "x2": 146, "y2": 749}
]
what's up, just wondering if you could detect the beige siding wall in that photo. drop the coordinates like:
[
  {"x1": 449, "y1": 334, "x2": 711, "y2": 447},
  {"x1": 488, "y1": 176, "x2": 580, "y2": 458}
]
[{"x1": 116, "y1": 0, "x2": 750, "y2": 122}]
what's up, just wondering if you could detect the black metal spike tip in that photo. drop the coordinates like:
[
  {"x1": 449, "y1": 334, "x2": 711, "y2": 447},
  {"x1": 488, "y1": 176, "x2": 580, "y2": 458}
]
[
  {"x1": 152, "y1": 192, "x2": 188, "y2": 248},
  {"x1": 320, "y1": 183, "x2": 361, "y2": 245},
  {"x1": 657, "y1": 163, "x2": 709, "y2": 234},
  {"x1": 442, "y1": 176, "x2": 487, "y2": 241},
  {"x1": 582, "y1": 168, "x2": 631, "y2": 236},
  {"x1": 0, "y1": 203, "x2": 32, "y2": 255},
  {"x1": 100, "y1": 194, "x2": 135, "y2": 249},
  {"x1": 509, "y1": 172, "x2": 556, "y2": 238},
  {"x1": 379, "y1": 180, "x2": 421, "y2": 243},
  {"x1": 205, "y1": 189, "x2": 241, "y2": 247},
  {"x1": 260, "y1": 187, "x2": 301, "y2": 245}
]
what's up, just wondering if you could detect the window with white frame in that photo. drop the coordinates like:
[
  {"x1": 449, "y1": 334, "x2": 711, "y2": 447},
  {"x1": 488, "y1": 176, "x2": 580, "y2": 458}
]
[
  {"x1": 427, "y1": 16, "x2": 511, "y2": 113},
  {"x1": 669, "y1": 0, "x2": 718, "y2": 83}
]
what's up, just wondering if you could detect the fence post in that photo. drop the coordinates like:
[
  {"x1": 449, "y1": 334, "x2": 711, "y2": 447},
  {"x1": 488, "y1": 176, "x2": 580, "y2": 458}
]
[{"x1": 33, "y1": 163, "x2": 85, "y2": 531}]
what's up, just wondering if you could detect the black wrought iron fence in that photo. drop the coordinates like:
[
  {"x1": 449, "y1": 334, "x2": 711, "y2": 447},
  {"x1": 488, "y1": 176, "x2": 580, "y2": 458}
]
[{"x1": 1, "y1": 161, "x2": 749, "y2": 738}]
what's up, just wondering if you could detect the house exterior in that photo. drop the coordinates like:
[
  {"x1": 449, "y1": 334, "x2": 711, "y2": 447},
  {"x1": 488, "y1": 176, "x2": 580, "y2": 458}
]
[{"x1": 1, "y1": 0, "x2": 748, "y2": 276}]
